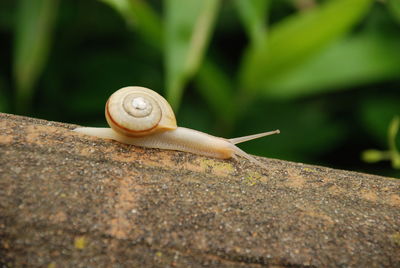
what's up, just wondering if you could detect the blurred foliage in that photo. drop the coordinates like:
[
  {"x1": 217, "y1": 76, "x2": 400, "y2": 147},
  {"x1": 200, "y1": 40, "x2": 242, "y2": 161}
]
[
  {"x1": 13, "y1": 0, "x2": 59, "y2": 113},
  {"x1": 362, "y1": 116, "x2": 400, "y2": 169},
  {"x1": 1, "y1": 0, "x2": 399, "y2": 177}
]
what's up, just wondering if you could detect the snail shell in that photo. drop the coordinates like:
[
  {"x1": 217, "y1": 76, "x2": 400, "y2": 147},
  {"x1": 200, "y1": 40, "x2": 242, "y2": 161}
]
[{"x1": 105, "y1": 86, "x2": 177, "y2": 137}]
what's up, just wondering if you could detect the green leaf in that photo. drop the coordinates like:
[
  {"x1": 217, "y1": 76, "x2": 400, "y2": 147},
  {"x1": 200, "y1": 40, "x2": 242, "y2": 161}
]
[
  {"x1": 100, "y1": 0, "x2": 232, "y2": 124},
  {"x1": 262, "y1": 32, "x2": 400, "y2": 99},
  {"x1": 361, "y1": 116, "x2": 400, "y2": 169},
  {"x1": 361, "y1": 149, "x2": 388, "y2": 163},
  {"x1": 388, "y1": 116, "x2": 400, "y2": 169},
  {"x1": 234, "y1": 0, "x2": 270, "y2": 46},
  {"x1": 387, "y1": 0, "x2": 400, "y2": 24},
  {"x1": 13, "y1": 0, "x2": 59, "y2": 113},
  {"x1": 196, "y1": 59, "x2": 235, "y2": 125},
  {"x1": 165, "y1": 0, "x2": 221, "y2": 110},
  {"x1": 239, "y1": 0, "x2": 373, "y2": 92},
  {"x1": 100, "y1": 0, "x2": 162, "y2": 48}
]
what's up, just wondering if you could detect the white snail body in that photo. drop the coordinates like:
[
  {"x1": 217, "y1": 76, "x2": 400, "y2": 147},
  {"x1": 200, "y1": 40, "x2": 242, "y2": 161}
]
[{"x1": 73, "y1": 86, "x2": 280, "y2": 168}]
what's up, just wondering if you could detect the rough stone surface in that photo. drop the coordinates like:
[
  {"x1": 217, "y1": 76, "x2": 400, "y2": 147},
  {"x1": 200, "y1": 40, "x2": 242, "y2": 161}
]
[{"x1": 0, "y1": 112, "x2": 399, "y2": 267}]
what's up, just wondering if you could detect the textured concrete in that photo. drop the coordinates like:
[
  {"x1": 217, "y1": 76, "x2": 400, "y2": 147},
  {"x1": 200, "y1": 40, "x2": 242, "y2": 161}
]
[{"x1": 0, "y1": 112, "x2": 399, "y2": 267}]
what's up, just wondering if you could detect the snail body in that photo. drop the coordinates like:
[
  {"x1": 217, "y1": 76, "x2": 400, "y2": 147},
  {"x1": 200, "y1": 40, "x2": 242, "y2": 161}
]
[{"x1": 74, "y1": 86, "x2": 279, "y2": 168}]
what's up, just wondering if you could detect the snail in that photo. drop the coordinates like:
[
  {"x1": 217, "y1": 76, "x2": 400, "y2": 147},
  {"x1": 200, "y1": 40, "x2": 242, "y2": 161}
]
[{"x1": 73, "y1": 86, "x2": 280, "y2": 168}]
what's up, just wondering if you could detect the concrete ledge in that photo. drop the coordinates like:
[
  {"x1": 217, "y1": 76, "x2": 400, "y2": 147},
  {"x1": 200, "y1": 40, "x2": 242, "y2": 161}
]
[{"x1": 0, "y1": 112, "x2": 399, "y2": 267}]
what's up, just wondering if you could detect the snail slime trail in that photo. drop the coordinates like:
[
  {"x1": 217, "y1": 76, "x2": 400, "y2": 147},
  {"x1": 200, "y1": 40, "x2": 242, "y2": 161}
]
[{"x1": 73, "y1": 86, "x2": 280, "y2": 169}]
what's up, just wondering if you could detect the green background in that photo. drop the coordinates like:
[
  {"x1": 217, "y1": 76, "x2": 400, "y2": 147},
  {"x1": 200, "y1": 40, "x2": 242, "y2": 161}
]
[{"x1": 1, "y1": 0, "x2": 399, "y2": 177}]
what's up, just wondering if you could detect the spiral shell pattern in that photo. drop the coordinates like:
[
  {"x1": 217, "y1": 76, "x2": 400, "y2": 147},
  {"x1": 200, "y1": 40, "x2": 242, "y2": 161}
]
[{"x1": 105, "y1": 86, "x2": 177, "y2": 137}]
